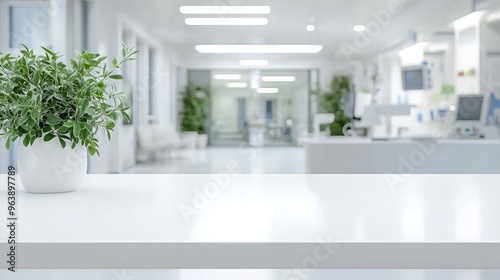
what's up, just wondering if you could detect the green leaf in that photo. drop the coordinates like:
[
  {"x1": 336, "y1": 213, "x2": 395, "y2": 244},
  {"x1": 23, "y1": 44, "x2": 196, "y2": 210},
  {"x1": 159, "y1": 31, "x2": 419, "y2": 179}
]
[
  {"x1": 109, "y1": 74, "x2": 123, "y2": 80},
  {"x1": 84, "y1": 123, "x2": 93, "y2": 132},
  {"x1": 70, "y1": 58, "x2": 78, "y2": 68},
  {"x1": 23, "y1": 135, "x2": 30, "y2": 147},
  {"x1": 47, "y1": 114, "x2": 61, "y2": 124},
  {"x1": 57, "y1": 126, "x2": 70, "y2": 134},
  {"x1": 19, "y1": 116, "x2": 29, "y2": 124},
  {"x1": 122, "y1": 111, "x2": 131, "y2": 122},
  {"x1": 33, "y1": 69, "x2": 40, "y2": 85},
  {"x1": 43, "y1": 133, "x2": 56, "y2": 142},
  {"x1": 18, "y1": 126, "x2": 28, "y2": 134},
  {"x1": 5, "y1": 139, "x2": 11, "y2": 150},
  {"x1": 58, "y1": 137, "x2": 67, "y2": 149},
  {"x1": 42, "y1": 125, "x2": 52, "y2": 133},
  {"x1": 88, "y1": 146, "x2": 96, "y2": 156},
  {"x1": 64, "y1": 121, "x2": 75, "y2": 128},
  {"x1": 31, "y1": 110, "x2": 39, "y2": 120},
  {"x1": 106, "y1": 122, "x2": 115, "y2": 130},
  {"x1": 27, "y1": 118, "x2": 35, "y2": 128},
  {"x1": 80, "y1": 99, "x2": 90, "y2": 113},
  {"x1": 41, "y1": 46, "x2": 56, "y2": 56},
  {"x1": 73, "y1": 123, "x2": 80, "y2": 138}
]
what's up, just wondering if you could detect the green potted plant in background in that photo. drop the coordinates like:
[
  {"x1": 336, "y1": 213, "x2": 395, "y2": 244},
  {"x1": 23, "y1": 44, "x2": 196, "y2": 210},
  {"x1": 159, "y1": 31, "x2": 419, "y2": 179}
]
[
  {"x1": 0, "y1": 45, "x2": 137, "y2": 193},
  {"x1": 180, "y1": 84, "x2": 209, "y2": 149},
  {"x1": 321, "y1": 76, "x2": 352, "y2": 136}
]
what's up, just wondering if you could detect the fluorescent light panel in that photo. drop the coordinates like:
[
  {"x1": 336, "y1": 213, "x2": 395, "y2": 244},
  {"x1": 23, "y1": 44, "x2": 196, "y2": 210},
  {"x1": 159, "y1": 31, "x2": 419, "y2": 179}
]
[
  {"x1": 227, "y1": 83, "x2": 248, "y2": 88},
  {"x1": 240, "y1": 60, "x2": 269, "y2": 66},
  {"x1": 180, "y1": 6, "x2": 271, "y2": 15},
  {"x1": 454, "y1": 11, "x2": 482, "y2": 30},
  {"x1": 195, "y1": 45, "x2": 323, "y2": 54},
  {"x1": 214, "y1": 74, "x2": 241, "y2": 80},
  {"x1": 185, "y1": 18, "x2": 268, "y2": 26},
  {"x1": 353, "y1": 25, "x2": 366, "y2": 32},
  {"x1": 262, "y1": 76, "x2": 296, "y2": 82},
  {"x1": 257, "y1": 88, "x2": 279, "y2": 94}
]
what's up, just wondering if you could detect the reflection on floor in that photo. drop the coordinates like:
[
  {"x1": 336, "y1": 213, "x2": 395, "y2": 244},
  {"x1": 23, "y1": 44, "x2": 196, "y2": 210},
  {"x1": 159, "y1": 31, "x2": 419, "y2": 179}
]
[{"x1": 125, "y1": 147, "x2": 306, "y2": 174}]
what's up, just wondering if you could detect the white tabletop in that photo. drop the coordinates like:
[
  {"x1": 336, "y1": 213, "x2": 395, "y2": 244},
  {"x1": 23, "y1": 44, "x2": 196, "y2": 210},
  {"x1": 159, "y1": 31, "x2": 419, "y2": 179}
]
[{"x1": 0, "y1": 174, "x2": 499, "y2": 269}]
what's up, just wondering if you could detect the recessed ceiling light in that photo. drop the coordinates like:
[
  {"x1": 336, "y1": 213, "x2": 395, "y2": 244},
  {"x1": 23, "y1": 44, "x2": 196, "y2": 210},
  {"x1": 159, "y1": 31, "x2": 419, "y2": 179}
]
[
  {"x1": 306, "y1": 24, "x2": 315, "y2": 32},
  {"x1": 195, "y1": 45, "x2": 324, "y2": 54},
  {"x1": 262, "y1": 76, "x2": 296, "y2": 82},
  {"x1": 214, "y1": 74, "x2": 242, "y2": 80},
  {"x1": 185, "y1": 18, "x2": 268, "y2": 26},
  {"x1": 353, "y1": 25, "x2": 366, "y2": 32},
  {"x1": 180, "y1": 6, "x2": 271, "y2": 15},
  {"x1": 257, "y1": 88, "x2": 279, "y2": 94},
  {"x1": 227, "y1": 82, "x2": 248, "y2": 88},
  {"x1": 240, "y1": 60, "x2": 269, "y2": 66}
]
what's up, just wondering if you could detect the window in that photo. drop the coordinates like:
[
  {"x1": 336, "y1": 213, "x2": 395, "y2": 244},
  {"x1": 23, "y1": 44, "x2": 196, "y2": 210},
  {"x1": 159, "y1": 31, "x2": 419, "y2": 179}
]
[
  {"x1": 121, "y1": 30, "x2": 134, "y2": 125},
  {"x1": 82, "y1": 0, "x2": 90, "y2": 50},
  {"x1": 148, "y1": 48, "x2": 156, "y2": 123},
  {"x1": 9, "y1": 5, "x2": 50, "y2": 49}
]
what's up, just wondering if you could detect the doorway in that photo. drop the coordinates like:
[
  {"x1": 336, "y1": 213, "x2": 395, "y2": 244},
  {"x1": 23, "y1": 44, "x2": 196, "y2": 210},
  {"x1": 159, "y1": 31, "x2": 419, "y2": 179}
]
[{"x1": 189, "y1": 69, "x2": 317, "y2": 147}]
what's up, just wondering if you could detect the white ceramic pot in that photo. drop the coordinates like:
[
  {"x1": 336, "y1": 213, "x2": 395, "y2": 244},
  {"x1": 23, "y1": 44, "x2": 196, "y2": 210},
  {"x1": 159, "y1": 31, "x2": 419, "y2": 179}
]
[
  {"x1": 18, "y1": 138, "x2": 87, "y2": 194},
  {"x1": 182, "y1": 132, "x2": 198, "y2": 150},
  {"x1": 197, "y1": 134, "x2": 208, "y2": 149}
]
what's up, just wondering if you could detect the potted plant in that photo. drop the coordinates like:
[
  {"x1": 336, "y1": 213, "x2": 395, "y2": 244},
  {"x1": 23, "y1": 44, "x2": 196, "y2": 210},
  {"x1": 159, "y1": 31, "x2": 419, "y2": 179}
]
[
  {"x1": 0, "y1": 45, "x2": 137, "y2": 193},
  {"x1": 321, "y1": 76, "x2": 352, "y2": 136},
  {"x1": 180, "y1": 84, "x2": 209, "y2": 149},
  {"x1": 194, "y1": 88, "x2": 209, "y2": 149}
]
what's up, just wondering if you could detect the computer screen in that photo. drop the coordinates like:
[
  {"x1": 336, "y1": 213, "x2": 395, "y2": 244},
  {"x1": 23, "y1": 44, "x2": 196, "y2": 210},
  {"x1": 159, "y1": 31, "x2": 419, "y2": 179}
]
[
  {"x1": 403, "y1": 69, "x2": 424, "y2": 90},
  {"x1": 457, "y1": 95, "x2": 484, "y2": 121}
]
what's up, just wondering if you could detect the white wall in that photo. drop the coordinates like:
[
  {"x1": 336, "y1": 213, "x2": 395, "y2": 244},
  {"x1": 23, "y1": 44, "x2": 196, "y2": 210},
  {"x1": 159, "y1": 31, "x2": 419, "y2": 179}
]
[
  {"x1": 87, "y1": 0, "x2": 180, "y2": 173},
  {"x1": 455, "y1": 12, "x2": 482, "y2": 94},
  {"x1": 292, "y1": 83, "x2": 309, "y2": 142},
  {"x1": 482, "y1": 7, "x2": 500, "y2": 94}
]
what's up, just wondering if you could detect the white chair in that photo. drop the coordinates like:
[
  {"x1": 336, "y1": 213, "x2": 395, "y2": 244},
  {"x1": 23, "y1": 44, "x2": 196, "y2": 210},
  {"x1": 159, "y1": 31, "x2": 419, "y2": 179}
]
[
  {"x1": 313, "y1": 114, "x2": 335, "y2": 137},
  {"x1": 137, "y1": 125, "x2": 187, "y2": 160}
]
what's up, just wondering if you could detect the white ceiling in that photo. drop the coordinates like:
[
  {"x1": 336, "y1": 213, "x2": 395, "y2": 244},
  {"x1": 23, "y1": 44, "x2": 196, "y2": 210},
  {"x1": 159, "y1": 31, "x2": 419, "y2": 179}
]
[{"x1": 115, "y1": 0, "x2": 468, "y2": 60}]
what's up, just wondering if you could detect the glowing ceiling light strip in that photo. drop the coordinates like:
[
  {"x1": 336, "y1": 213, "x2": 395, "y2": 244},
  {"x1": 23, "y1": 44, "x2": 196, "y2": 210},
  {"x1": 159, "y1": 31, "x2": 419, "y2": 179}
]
[
  {"x1": 227, "y1": 83, "x2": 248, "y2": 88},
  {"x1": 214, "y1": 74, "x2": 242, "y2": 80},
  {"x1": 180, "y1": 6, "x2": 271, "y2": 15},
  {"x1": 262, "y1": 76, "x2": 296, "y2": 82},
  {"x1": 195, "y1": 45, "x2": 323, "y2": 54},
  {"x1": 185, "y1": 18, "x2": 268, "y2": 26},
  {"x1": 257, "y1": 88, "x2": 279, "y2": 94}
]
